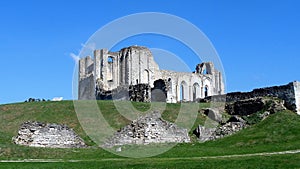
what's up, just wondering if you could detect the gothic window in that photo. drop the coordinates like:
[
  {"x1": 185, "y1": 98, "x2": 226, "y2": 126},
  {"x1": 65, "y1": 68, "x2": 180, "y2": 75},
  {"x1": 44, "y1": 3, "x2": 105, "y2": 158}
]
[
  {"x1": 204, "y1": 85, "x2": 209, "y2": 97},
  {"x1": 107, "y1": 56, "x2": 114, "y2": 82}
]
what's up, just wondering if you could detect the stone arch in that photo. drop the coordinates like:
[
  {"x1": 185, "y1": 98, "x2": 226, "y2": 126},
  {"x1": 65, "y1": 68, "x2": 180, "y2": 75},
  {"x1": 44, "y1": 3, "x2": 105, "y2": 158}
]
[
  {"x1": 180, "y1": 81, "x2": 188, "y2": 101},
  {"x1": 204, "y1": 85, "x2": 209, "y2": 97},
  {"x1": 141, "y1": 69, "x2": 149, "y2": 84},
  {"x1": 193, "y1": 83, "x2": 200, "y2": 101}
]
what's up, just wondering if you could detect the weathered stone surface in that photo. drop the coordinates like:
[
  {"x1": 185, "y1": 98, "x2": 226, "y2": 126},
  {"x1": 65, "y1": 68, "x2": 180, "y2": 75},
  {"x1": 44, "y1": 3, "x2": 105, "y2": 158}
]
[
  {"x1": 226, "y1": 98, "x2": 265, "y2": 116},
  {"x1": 13, "y1": 121, "x2": 86, "y2": 148},
  {"x1": 227, "y1": 115, "x2": 246, "y2": 123},
  {"x1": 193, "y1": 125, "x2": 216, "y2": 142},
  {"x1": 194, "y1": 122, "x2": 247, "y2": 142},
  {"x1": 203, "y1": 108, "x2": 222, "y2": 122},
  {"x1": 206, "y1": 81, "x2": 300, "y2": 114},
  {"x1": 103, "y1": 111, "x2": 190, "y2": 147},
  {"x1": 95, "y1": 84, "x2": 151, "y2": 102},
  {"x1": 225, "y1": 97, "x2": 286, "y2": 116},
  {"x1": 79, "y1": 46, "x2": 224, "y2": 103},
  {"x1": 194, "y1": 97, "x2": 286, "y2": 142}
]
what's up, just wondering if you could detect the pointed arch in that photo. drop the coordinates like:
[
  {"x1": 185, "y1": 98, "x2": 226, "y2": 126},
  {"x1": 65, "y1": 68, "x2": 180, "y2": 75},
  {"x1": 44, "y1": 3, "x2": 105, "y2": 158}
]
[
  {"x1": 141, "y1": 69, "x2": 149, "y2": 84},
  {"x1": 193, "y1": 83, "x2": 200, "y2": 101},
  {"x1": 204, "y1": 85, "x2": 209, "y2": 97},
  {"x1": 180, "y1": 81, "x2": 188, "y2": 101}
]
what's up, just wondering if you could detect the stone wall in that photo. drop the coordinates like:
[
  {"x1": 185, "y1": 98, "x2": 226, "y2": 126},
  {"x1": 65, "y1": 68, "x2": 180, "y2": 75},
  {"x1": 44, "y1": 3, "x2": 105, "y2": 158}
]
[
  {"x1": 78, "y1": 75, "x2": 95, "y2": 100},
  {"x1": 13, "y1": 121, "x2": 86, "y2": 148},
  {"x1": 103, "y1": 111, "x2": 190, "y2": 147},
  {"x1": 194, "y1": 97, "x2": 286, "y2": 142},
  {"x1": 95, "y1": 84, "x2": 151, "y2": 102},
  {"x1": 206, "y1": 81, "x2": 300, "y2": 114}
]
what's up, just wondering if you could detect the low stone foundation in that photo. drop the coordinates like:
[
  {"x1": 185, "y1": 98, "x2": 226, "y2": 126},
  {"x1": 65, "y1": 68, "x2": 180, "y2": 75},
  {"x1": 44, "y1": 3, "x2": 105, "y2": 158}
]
[{"x1": 13, "y1": 121, "x2": 87, "y2": 148}]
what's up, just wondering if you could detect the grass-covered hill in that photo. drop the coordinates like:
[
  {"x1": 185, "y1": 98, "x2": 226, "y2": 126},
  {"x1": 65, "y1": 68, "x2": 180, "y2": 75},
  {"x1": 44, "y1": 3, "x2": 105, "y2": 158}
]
[{"x1": 0, "y1": 100, "x2": 300, "y2": 168}]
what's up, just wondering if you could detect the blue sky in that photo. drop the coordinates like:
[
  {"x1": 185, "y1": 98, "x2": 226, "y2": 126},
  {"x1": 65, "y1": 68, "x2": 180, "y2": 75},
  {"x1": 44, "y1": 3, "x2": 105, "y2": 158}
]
[{"x1": 0, "y1": 0, "x2": 300, "y2": 104}]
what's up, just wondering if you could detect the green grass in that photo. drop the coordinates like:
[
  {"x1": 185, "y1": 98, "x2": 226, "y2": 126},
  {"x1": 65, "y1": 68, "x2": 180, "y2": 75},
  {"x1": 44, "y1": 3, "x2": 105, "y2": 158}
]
[
  {"x1": 0, "y1": 100, "x2": 300, "y2": 168},
  {"x1": 0, "y1": 153, "x2": 300, "y2": 169}
]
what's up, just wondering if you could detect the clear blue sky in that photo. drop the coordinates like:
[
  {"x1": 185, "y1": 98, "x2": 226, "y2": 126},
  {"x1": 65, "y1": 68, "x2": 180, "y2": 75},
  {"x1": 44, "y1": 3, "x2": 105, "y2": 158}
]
[{"x1": 0, "y1": 0, "x2": 299, "y2": 104}]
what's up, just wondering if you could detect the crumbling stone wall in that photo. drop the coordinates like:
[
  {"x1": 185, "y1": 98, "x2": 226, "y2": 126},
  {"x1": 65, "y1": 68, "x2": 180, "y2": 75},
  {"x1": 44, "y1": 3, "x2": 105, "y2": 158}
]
[
  {"x1": 13, "y1": 121, "x2": 86, "y2": 148},
  {"x1": 194, "y1": 97, "x2": 286, "y2": 142},
  {"x1": 95, "y1": 84, "x2": 151, "y2": 102},
  {"x1": 206, "y1": 81, "x2": 300, "y2": 114},
  {"x1": 103, "y1": 111, "x2": 190, "y2": 147}
]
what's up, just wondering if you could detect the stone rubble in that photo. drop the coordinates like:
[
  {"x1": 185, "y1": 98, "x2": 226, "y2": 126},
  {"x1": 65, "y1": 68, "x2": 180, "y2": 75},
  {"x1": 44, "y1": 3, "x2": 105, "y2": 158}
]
[
  {"x1": 194, "y1": 97, "x2": 286, "y2": 142},
  {"x1": 13, "y1": 121, "x2": 87, "y2": 148},
  {"x1": 103, "y1": 111, "x2": 190, "y2": 147},
  {"x1": 194, "y1": 121, "x2": 247, "y2": 142}
]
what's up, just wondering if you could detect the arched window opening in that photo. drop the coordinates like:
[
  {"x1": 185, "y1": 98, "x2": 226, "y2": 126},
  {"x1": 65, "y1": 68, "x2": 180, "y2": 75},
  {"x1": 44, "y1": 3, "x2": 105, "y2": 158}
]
[
  {"x1": 107, "y1": 57, "x2": 113, "y2": 63},
  {"x1": 204, "y1": 86, "x2": 209, "y2": 97},
  {"x1": 180, "y1": 81, "x2": 188, "y2": 101},
  {"x1": 141, "y1": 69, "x2": 149, "y2": 84},
  {"x1": 193, "y1": 83, "x2": 200, "y2": 101},
  {"x1": 180, "y1": 84, "x2": 184, "y2": 101},
  {"x1": 107, "y1": 56, "x2": 114, "y2": 82}
]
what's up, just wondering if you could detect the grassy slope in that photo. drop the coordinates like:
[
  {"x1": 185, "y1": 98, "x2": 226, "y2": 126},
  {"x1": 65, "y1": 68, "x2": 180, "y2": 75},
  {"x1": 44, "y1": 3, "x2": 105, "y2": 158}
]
[{"x1": 0, "y1": 100, "x2": 300, "y2": 168}]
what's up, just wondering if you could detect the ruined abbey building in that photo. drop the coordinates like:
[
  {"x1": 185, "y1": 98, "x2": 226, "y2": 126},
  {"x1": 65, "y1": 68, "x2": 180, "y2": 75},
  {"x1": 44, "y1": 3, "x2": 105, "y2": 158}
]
[{"x1": 78, "y1": 46, "x2": 224, "y2": 103}]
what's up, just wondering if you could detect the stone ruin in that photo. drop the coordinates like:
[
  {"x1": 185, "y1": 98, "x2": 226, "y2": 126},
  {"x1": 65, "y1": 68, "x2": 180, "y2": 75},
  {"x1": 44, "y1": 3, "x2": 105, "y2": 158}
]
[
  {"x1": 103, "y1": 111, "x2": 190, "y2": 148},
  {"x1": 13, "y1": 121, "x2": 86, "y2": 148},
  {"x1": 205, "y1": 81, "x2": 300, "y2": 115},
  {"x1": 95, "y1": 83, "x2": 151, "y2": 102},
  {"x1": 78, "y1": 46, "x2": 224, "y2": 103},
  {"x1": 194, "y1": 97, "x2": 287, "y2": 142}
]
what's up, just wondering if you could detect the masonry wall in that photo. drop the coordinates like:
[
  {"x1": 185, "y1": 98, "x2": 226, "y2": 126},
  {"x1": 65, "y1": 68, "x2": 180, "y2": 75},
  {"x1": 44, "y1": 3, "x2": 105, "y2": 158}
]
[
  {"x1": 79, "y1": 56, "x2": 95, "y2": 100},
  {"x1": 78, "y1": 46, "x2": 224, "y2": 102},
  {"x1": 207, "y1": 81, "x2": 300, "y2": 114}
]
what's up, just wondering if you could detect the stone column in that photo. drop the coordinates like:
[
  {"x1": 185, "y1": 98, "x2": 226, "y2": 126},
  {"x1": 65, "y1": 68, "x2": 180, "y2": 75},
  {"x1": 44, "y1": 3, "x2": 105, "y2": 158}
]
[
  {"x1": 294, "y1": 81, "x2": 300, "y2": 115},
  {"x1": 79, "y1": 58, "x2": 86, "y2": 79},
  {"x1": 94, "y1": 50, "x2": 101, "y2": 81},
  {"x1": 102, "y1": 49, "x2": 108, "y2": 89}
]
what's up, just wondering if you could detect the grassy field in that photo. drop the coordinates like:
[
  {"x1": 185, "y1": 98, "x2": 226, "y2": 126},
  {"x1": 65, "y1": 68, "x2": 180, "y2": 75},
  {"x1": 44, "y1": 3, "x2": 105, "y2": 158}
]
[{"x1": 0, "y1": 100, "x2": 300, "y2": 168}]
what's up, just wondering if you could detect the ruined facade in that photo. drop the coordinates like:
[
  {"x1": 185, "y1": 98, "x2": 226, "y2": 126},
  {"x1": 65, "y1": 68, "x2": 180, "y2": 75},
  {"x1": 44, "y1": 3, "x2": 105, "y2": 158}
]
[{"x1": 78, "y1": 46, "x2": 224, "y2": 103}]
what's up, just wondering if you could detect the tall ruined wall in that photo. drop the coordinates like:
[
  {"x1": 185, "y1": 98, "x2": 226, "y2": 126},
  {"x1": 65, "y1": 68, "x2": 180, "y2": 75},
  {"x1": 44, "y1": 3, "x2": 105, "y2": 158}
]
[
  {"x1": 78, "y1": 56, "x2": 95, "y2": 100},
  {"x1": 118, "y1": 46, "x2": 159, "y2": 87},
  {"x1": 94, "y1": 46, "x2": 159, "y2": 90}
]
